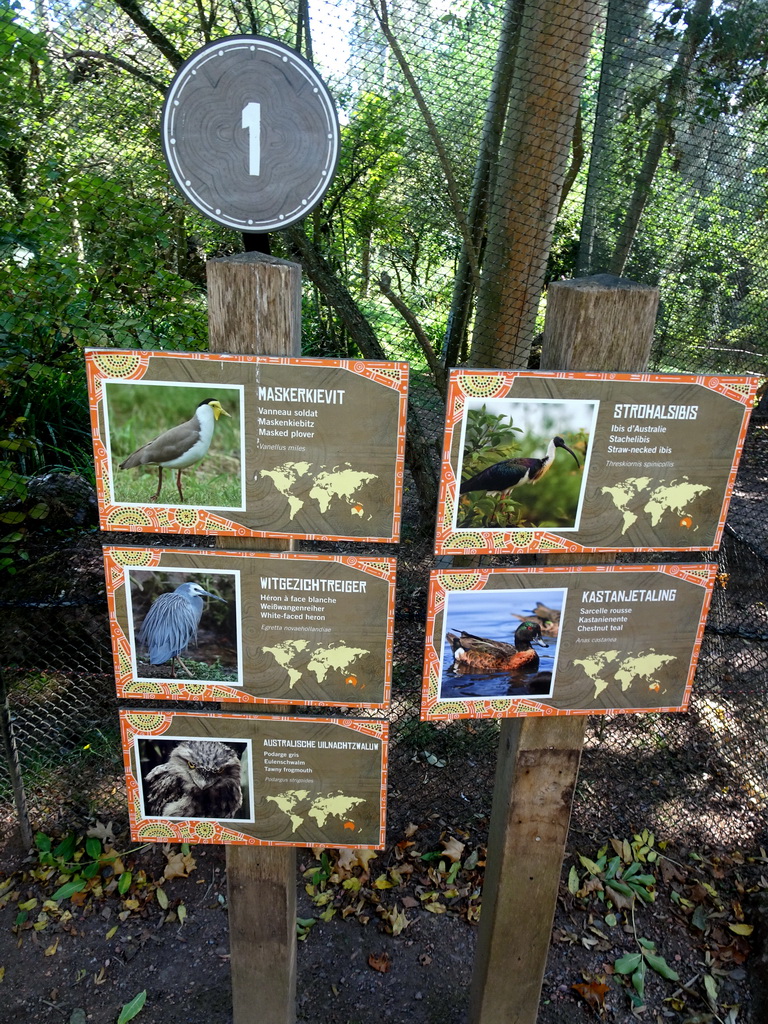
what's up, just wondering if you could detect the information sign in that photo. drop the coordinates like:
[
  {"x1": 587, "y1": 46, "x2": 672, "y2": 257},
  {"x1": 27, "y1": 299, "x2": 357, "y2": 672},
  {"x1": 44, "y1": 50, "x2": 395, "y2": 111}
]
[
  {"x1": 104, "y1": 546, "x2": 395, "y2": 708},
  {"x1": 86, "y1": 349, "x2": 408, "y2": 542},
  {"x1": 161, "y1": 35, "x2": 340, "y2": 231},
  {"x1": 121, "y1": 710, "x2": 387, "y2": 848},
  {"x1": 435, "y1": 370, "x2": 757, "y2": 554},
  {"x1": 421, "y1": 564, "x2": 716, "y2": 720}
]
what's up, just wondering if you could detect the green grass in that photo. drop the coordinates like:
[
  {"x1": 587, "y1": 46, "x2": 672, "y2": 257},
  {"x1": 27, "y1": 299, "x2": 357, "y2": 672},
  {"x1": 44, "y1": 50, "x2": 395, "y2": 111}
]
[
  {"x1": 136, "y1": 658, "x2": 238, "y2": 683},
  {"x1": 105, "y1": 382, "x2": 243, "y2": 508},
  {"x1": 113, "y1": 466, "x2": 243, "y2": 508}
]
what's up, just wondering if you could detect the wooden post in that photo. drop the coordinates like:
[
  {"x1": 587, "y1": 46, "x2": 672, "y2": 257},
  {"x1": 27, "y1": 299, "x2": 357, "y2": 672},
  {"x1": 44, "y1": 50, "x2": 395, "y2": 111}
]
[
  {"x1": 207, "y1": 250, "x2": 302, "y2": 1024},
  {"x1": 469, "y1": 274, "x2": 659, "y2": 1024}
]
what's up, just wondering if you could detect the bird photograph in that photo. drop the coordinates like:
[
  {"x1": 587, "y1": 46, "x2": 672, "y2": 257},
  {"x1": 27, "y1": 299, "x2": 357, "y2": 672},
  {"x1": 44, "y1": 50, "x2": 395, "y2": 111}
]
[
  {"x1": 439, "y1": 587, "x2": 565, "y2": 702},
  {"x1": 129, "y1": 569, "x2": 238, "y2": 682},
  {"x1": 139, "y1": 738, "x2": 248, "y2": 820},
  {"x1": 105, "y1": 382, "x2": 242, "y2": 507},
  {"x1": 456, "y1": 398, "x2": 594, "y2": 530}
]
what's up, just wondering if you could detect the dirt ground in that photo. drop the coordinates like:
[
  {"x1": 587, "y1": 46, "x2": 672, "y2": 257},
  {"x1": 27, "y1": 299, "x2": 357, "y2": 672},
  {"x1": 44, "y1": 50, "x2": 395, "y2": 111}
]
[
  {"x1": 0, "y1": 821, "x2": 764, "y2": 1024},
  {"x1": 1, "y1": 425, "x2": 765, "y2": 1022}
]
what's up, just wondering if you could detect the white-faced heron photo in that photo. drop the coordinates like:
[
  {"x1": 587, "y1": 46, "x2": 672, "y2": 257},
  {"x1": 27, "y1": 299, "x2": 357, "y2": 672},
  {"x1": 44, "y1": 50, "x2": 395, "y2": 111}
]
[{"x1": 137, "y1": 581, "x2": 227, "y2": 677}]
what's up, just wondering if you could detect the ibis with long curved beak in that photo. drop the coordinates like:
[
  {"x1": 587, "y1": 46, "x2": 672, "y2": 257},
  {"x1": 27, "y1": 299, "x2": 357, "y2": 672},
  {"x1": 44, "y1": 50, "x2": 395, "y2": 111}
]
[
  {"x1": 119, "y1": 398, "x2": 230, "y2": 504},
  {"x1": 460, "y1": 435, "x2": 580, "y2": 498}
]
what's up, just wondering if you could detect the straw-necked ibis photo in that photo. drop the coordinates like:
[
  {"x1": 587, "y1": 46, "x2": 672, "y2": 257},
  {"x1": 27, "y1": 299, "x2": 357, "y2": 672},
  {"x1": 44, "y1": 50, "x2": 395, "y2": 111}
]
[{"x1": 457, "y1": 399, "x2": 595, "y2": 530}]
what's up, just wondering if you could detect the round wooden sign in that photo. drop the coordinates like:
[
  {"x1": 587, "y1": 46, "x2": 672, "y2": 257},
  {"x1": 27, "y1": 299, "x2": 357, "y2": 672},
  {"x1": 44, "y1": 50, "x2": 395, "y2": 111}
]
[{"x1": 161, "y1": 36, "x2": 340, "y2": 231}]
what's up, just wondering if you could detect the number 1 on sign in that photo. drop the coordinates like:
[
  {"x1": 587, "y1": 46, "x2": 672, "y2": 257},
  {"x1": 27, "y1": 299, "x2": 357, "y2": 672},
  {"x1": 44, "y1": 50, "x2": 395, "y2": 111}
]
[{"x1": 241, "y1": 102, "x2": 261, "y2": 176}]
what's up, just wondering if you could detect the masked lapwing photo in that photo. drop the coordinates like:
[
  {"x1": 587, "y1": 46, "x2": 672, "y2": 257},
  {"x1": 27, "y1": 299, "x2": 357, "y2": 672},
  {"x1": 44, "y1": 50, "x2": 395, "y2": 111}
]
[{"x1": 105, "y1": 383, "x2": 243, "y2": 508}]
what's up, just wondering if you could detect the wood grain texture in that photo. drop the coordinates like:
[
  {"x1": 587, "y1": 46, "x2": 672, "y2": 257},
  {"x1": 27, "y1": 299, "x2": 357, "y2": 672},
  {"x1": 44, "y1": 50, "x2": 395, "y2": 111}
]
[
  {"x1": 162, "y1": 37, "x2": 339, "y2": 232},
  {"x1": 470, "y1": 275, "x2": 658, "y2": 1024},
  {"x1": 541, "y1": 274, "x2": 659, "y2": 372},
  {"x1": 208, "y1": 251, "x2": 300, "y2": 1024},
  {"x1": 207, "y1": 252, "x2": 302, "y2": 356},
  {"x1": 226, "y1": 845, "x2": 297, "y2": 1023}
]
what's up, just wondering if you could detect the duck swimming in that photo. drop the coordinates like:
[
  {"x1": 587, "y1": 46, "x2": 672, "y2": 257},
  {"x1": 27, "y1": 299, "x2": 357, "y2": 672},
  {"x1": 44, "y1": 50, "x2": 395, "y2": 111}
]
[{"x1": 446, "y1": 620, "x2": 548, "y2": 674}]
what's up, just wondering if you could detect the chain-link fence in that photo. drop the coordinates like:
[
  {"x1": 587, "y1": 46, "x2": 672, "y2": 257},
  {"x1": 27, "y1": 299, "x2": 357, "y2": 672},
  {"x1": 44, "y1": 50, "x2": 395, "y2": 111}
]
[{"x1": 2, "y1": 0, "x2": 768, "y2": 850}]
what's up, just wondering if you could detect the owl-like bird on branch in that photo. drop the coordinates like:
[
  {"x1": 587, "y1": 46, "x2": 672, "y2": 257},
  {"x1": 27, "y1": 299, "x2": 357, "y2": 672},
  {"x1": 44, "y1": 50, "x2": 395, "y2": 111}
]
[{"x1": 144, "y1": 740, "x2": 243, "y2": 818}]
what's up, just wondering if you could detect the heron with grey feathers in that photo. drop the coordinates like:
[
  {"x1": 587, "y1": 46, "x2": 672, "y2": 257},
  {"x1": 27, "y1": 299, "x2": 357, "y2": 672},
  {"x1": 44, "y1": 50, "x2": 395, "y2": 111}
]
[{"x1": 137, "y1": 581, "x2": 227, "y2": 678}]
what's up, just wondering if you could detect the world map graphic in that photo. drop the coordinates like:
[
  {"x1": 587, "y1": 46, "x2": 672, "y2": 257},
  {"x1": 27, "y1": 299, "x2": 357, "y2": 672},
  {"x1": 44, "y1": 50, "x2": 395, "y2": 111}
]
[
  {"x1": 259, "y1": 461, "x2": 379, "y2": 521},
  {"x1": 266, "y1": 789, "x2": 365, "y2": 832},
  {"x1": 263, "y1": 639, "x2": 369, "y2": 689},
  {"x1": 573, "y1": 649, "x2": 678, "y2": 700},
  {"x1": 600, "y1": 476, "x2": 711, "y2": 535}
]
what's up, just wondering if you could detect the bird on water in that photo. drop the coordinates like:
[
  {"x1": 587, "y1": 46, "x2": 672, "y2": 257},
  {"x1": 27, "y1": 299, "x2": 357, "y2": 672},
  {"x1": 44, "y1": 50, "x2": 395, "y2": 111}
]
[
  {"x1": 144, "y1": 740, "x2": 242, "y2": 818},
  {"x1": 446, "y1": 620, "x2": 548, "y2": 673},
  {"x1": 460, "y1": 435, "x2": 581, "y2": 499},
  {"x1": 138, "y1": 581, "x2": 227, "y2": 677},
  {"x1": 119, "y1": 398, "x2": 230, "y2": 504}
]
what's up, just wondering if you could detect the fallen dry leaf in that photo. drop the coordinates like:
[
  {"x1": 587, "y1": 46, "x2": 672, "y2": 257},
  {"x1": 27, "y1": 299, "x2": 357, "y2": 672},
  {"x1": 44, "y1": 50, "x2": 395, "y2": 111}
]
[
  {"x1": 441, "y1": 837, "x2": 466, "y2": 863},
  {"x1": 573, "y1": 980, "x2": 610, "y2": 1012},
  {"x1": 164, "y1": 851, "x2": 196, "y2": 880},
  {"x1": 368, "y1": 952, "x2": 392, "y2": 973},
  {"x1": 86, "y1": 822, "x2": 115, "y2": 845}
]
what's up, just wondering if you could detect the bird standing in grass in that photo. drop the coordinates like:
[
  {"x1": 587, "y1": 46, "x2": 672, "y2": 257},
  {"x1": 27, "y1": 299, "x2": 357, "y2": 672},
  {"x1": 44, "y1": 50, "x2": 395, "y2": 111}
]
[
  {"x1": 119, "y1": 398, "x2": 230, "y2": 504},
  {"x1": 460, "y1": 435, "x2": 581, "y2": 498},
  {"x1": 447, "y1": 620, "x2": 548, "y2": 673},
  {"x1": 138, "y1": 581, "x2": 227, "y2": 677}
]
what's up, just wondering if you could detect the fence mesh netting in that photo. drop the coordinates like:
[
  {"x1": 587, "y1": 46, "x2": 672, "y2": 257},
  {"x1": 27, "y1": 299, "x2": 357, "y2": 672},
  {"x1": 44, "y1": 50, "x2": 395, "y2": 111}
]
[{"x1": 1, "y1": 0, "x2": 768, "y2": 848}]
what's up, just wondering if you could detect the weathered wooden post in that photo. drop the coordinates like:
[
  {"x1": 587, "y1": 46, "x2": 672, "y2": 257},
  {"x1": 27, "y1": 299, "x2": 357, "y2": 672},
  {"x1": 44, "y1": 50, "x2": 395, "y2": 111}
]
[
  {"x1": 469, "y1": 274, "x2": 660, "y2": 1024},
  {"x1": 207, "y1": 250, "x2": 302, "y2": 1024}
]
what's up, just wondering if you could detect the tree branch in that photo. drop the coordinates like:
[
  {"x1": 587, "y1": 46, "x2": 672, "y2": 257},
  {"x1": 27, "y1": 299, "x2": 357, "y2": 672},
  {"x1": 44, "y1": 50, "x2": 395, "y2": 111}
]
[
  {"x1": 558, "y1": 103, "x2": 584, "y2": 214},
  {"x1": 61, "y1": 49, "x2": 167, "y2": 92},
  {"x1": 377, "y1": 272, "x2": 446, "y2": 396},
  {"x1": 368, "y1": 0, "x2": 480, "y2": 290},
  {"x1": 112, "y1": 0, "x2": 185, "y2": 70},
  {"x1": 283, "y1": 225, "x2": 439, "y2": 511},
  {"x1": 607, "y1": 0, "x2": 712, "y2": 275}
]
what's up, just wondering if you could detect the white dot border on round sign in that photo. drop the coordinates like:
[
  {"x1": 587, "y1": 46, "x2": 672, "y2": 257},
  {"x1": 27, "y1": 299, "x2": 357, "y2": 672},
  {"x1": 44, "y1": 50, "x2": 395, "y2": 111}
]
[{"x1": 161, "y1": 34, "x2": 340, "y2": 233}]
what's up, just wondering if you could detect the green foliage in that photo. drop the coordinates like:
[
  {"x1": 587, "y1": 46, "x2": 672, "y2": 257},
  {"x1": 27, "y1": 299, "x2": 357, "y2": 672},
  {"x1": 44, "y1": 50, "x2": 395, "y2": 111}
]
[
  {"x1": 117, "y1": 991, "x2": 147, "y2": 1024},
  {"x1": 571, "y1": 833, "x2": 679, "y2": 1009},
  {"x1": 461, "y1": 405, "x2": 522, "y2": 461},
  {"x1": 33, "y1": 828, "x2": 145, "y2": 904}
]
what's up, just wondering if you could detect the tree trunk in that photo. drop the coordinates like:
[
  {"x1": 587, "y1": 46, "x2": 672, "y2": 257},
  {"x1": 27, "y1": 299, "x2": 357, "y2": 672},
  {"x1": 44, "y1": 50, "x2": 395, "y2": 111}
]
[
  {"x1": 576, "y1": 0, "x2": 643, "y2": 275},
  {"x1": 442, "y1": 0, "x2": 525, "y2": 368},
  {"x1": 471, "y1": 0, "x2": 600, "y2": 370},
  {"x1": 607, "y1": 0, "x2": 712, "y2": 276},
  {"x1": 283, "y1": 225, "x2": 439, "y2": 512}
]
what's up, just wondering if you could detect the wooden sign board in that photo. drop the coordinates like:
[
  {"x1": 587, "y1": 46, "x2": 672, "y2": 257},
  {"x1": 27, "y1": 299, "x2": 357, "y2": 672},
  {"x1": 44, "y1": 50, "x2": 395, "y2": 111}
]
[
  {"x1": 421, "y1": 564, "x2": 716, "y2": 720},
  {"x1": 104, "y1": 547, "x2": 395, "y2": 708},
  {"x1": 121, "y1": 710, "x2": 387, "y2": 848},
  {"x1": 162, "y1": 35, "x2": 340, "y2": 231},
  {"x1": 86, "y1": 349, "x2": 408, "y2": 542},
  {"x1": 435, "y1": 370, "x2": 757, "y2": 555}
]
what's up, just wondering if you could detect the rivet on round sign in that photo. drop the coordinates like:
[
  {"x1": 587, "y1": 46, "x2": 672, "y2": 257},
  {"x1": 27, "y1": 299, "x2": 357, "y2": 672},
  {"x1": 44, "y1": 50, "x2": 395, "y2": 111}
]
[{"x1": 161, "y1": 34, "x2": 340, "y2": 232}]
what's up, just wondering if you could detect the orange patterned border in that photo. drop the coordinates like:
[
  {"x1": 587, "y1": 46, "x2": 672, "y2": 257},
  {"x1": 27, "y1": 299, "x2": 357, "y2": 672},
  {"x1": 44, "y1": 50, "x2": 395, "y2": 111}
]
[
  {"x1": 104, "y1": 547, "x2": 395, "y2": 708},
  {"x1": 120, "y1": 710, "x2": 388, "y2": 848},
  {"x1": 421, "y1": 564, "x2": 717, "y2": 720},
  {"x1": 86, "y1": 349, "x2": 408, "y2": 543},
  {"x1": 435, "y1": 369, "x2": 758, "y2": 555}
]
